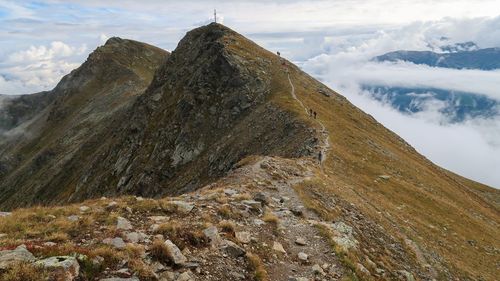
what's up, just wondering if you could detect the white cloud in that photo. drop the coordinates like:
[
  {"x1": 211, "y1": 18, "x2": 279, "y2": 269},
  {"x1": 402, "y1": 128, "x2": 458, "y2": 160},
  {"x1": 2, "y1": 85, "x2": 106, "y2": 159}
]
[
  {"x1": 302, "y1": 17, "x2": 500, "y2": 188},
  {"x1": 0, "y1": 41, "x2": 86, "y2": 95}
]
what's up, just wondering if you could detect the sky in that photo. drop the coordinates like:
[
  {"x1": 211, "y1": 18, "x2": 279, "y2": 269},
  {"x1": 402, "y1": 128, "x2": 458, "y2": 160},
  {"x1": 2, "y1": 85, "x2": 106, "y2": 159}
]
[{"x1": 0, "y1": 0, "x2": 499, "y2": 187}]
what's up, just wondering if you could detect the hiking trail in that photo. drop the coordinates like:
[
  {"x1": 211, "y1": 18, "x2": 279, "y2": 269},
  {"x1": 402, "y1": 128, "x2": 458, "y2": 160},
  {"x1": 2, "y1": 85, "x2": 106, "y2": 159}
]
[{"x1": 286, "y1": 71, "x2": 331, "y2": 165}]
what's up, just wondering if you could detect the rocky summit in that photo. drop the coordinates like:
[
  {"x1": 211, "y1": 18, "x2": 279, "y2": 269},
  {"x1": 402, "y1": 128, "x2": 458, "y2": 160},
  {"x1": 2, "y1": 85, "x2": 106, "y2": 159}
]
[{"x1": 0, "y1": 23, "x2": 499, "y2": 281}]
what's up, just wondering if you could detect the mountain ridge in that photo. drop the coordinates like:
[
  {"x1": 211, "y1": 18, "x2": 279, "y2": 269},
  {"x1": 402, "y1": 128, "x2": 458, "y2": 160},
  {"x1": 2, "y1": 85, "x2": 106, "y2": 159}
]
[{"x1": 0, "y1": 23, "x2": 498, "y2": 281}]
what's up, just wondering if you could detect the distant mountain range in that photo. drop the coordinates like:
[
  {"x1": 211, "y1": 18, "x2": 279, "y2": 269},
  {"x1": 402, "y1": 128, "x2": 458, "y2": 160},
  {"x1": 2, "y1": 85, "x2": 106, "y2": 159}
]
[
  {"x1": 368, "y1": 43, "x2": 499, "y2": 121},
  {"x1": 374, "y1": 46, "x2": 500, "y2": 70}
]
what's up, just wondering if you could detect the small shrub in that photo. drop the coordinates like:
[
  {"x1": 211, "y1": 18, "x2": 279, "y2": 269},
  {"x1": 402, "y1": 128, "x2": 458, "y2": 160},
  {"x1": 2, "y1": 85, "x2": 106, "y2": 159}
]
[
  {"x1": 218, "y1": 220, "x2": 236, "y2": 234},
  {"x1": 262, "y1": 211, "x2": 279, "y2": 225},
  {"x1": 217, "y1": 205, "x2": 233, "y2": 218},
  {"x1": 155, "y1": 221, "x2": 180, "y2": 237},
  {"x1": 246, "y1": 253, "x2": 268, "y2": 281},
  {"x1": 149, "y1": 239, "x2": 172, "y2": 264},
  {"x1": 128, "y1": 258, "x2": 156, "y2": 281}
]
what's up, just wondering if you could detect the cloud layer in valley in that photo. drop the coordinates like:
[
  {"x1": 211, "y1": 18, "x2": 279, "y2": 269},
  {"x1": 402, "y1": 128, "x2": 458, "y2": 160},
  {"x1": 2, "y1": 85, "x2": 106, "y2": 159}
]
[{"x1": 0, "y1": 0, "x2": 499, "y2": 187}]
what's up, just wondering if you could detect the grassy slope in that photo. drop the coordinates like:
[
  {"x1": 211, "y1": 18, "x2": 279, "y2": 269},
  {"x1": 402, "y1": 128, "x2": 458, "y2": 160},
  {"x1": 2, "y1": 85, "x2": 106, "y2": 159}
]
[{"x1": 220, "y1": 25, "x2": 499, "y2": 280}]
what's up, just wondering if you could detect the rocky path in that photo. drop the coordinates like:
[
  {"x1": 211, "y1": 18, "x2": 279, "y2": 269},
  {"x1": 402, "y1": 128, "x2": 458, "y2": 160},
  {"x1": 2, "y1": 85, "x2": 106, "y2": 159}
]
[
  {"x1": 242, "y1": 157, "x2": 345, "y2": 280},
  {"x1": 286, "y1": 72, "x2": 330, "y2": 165}
]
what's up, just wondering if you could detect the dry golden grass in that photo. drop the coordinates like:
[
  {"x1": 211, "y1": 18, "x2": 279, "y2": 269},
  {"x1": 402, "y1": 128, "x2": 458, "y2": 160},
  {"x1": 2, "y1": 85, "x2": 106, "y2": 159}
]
[
  {"x1": 128, "y1": 258, "x2": 156, "y2": 281},
  {"x1": 0, "y1": 262, "x2": 49, "y2": 281},
  {"x1": 149, "y1": 239, "x2": 173, "y2": 264},
  {"x1": 217, "y1": 204, "x2": 234, "y2": 219},
  {"x1": 218, "y1": 220, "x2": 236, "y2": 234},
  {"x1": 246, "y1": 252, "x2": 269, "y2": 281},
  {"x1": 262, "y1": 211, "x2": 279, "y2": 225},
  {"x1": 154, "y1": 221, "x2": 180, "y2": 237}
]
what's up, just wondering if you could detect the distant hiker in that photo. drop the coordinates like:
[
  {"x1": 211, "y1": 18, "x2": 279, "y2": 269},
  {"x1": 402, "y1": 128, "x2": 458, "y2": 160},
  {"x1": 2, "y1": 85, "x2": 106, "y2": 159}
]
[
  {"x1": 318, "y1": 151, "x2": 323, "y2": 163},
  {"x1": 313, "y1": 111, "x2": 317, "y2": 119},
  {"x1": 277, "y1": 51, "x2": 281, "y2": 56}
]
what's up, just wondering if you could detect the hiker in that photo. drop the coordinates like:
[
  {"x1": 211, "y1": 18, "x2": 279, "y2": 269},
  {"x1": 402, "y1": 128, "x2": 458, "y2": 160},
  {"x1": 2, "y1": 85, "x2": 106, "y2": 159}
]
[
  {"x1": 277, "y1": 51, "x2": 281, "y2": 56},
  {"x1": 313, "y1": 111, "x2": 317, "y2": 119},
  {"x1": 318, "y1": 151, "x2": 323, "y2": 163}
]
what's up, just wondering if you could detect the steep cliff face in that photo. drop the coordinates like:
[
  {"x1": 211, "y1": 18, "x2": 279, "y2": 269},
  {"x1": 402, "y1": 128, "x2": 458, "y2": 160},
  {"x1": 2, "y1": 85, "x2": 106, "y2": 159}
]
[{"x1": 0, "y1": 38, "x2": 169, "y2": 207}]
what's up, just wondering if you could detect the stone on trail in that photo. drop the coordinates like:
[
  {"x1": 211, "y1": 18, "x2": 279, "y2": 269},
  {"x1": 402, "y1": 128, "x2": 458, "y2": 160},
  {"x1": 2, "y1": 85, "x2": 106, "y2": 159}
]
[
  {"x1": 297, "y1": 252, "x2": 308, "y2": 262},
  {"x1": 35, "y1": 256, "x2": 80, "y2": 281},
  {"x1": 272, "y1": 241, "x2": 286, "y2": 254},
  {"x1": 295, "y1": 237, "x2": 307, "y2": 246}
]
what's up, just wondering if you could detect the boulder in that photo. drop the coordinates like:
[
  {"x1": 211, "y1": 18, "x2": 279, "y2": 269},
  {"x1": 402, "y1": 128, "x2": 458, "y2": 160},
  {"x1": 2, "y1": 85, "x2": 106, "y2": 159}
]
[
  {"x1": 79, "y1": 206, "x2": 90, "y2": 212},
  {"x1": 312, "y1": 264, "x2": 325, "y2": 275},
  {"x1": 0, "y1": 244, "x2": 35, "y2": 269},
  {"x1": 35, "y1": 256, "x2": 80, "y2": 281},
  {"x1": 164, "y1": 240, "x2": 187, "y2": 265}
]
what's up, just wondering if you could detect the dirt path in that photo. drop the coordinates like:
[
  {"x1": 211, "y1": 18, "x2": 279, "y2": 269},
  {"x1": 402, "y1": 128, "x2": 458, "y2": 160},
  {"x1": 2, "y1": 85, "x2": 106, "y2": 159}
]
[
  {"x1": 245, "y1": 157, "x2": 344, "y2": 280},
  {"x1": 286, "y1": 72, "x2": 331, "y2": 165}
]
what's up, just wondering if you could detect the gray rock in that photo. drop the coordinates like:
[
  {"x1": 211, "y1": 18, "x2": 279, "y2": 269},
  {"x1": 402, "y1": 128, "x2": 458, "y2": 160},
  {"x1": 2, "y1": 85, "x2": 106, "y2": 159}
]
[
  {"x1": 67, "y1": 215, "x2": 80, "y2": 222},
  {"x1": 230, "y1": 272, "x2": 246, "y2": 279},
  {"x1": 297, "y1": 252, "x2": 308, "y2": 262},
  {"x1": 378, "y1": 175, "x2": 391, "y2": 180},
  {"x1": 0, "y1": 244, "x2": 35, "y2": 269},
  {"x1": 223, "y1": 189, "x2": 238, "y2": 196},
  {"x1": 203, "y1": 226, "x2": 221, "y2": 246},
  {"x1": 117, "y1": 216, "x2": 133, "y2": 230},
  {"x1": 220, "y1": 239, "x2": 246, "y2": 257},
  {"x1": 125, "y1": 232, "x2": 146, "y2": 243},
  {"x1": 35, "y1": 256, "x2": 80, "y2": 281},
  {"x1": 103, "y1": 237, "x2": 126, "y2": 249},
  {"x1": 176, "y1": 270, "x2": 194, "y2": 281},
  {"x1": 165, "y1": 240, "x2": 187, "y2": 265},
  {"x1": 79, "y1": 206, "x2": 90, "y2": 212},
  {"x1": 170, "y1": 201, "x2": 194, "y2": 213},
  {"x1": 241, "y1": 200, "x2": 262, "y2": 210},
  {"x1": 295, "y1": 237, "x2": 307, "y2": 246},
  {"x1": 272, "y1": 241, "x2": 286, "y2": 254},
  {"x1": 235, "y1": 231, "x2": 251, "y2": 244}
]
